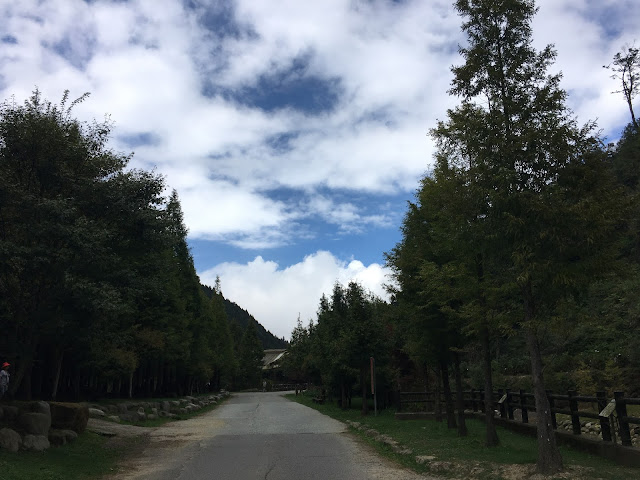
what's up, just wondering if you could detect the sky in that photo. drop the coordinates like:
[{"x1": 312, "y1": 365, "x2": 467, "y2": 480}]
[{"x1": 1, "y1": 0, "x2": 638, "y2": 340}]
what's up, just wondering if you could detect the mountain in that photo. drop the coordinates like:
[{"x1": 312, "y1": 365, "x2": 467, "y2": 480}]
[{"x1": 201, "y1": 284, "x2": 288, "y2": 350}]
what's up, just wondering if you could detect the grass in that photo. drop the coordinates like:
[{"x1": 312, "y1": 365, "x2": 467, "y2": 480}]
[
  {"x1": 286, "y1": 393, "x2": 640, "y2": 480},
  {"x1": 0, "y1": 431, "x2": 144, "y2": 480}
]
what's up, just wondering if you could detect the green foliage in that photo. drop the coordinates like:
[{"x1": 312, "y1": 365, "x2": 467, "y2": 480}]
[
  {"x1": 237, "y1": 320, "x2": 265, "y2": 389},
  {"x1": 0, "y1": 89, "x2": 235, "y2": 399}
]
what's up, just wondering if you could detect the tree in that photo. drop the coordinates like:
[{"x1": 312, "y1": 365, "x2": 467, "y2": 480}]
[
  {"x1": 237, "y1": 321, "x2": 264, "y2": 389},
  {"x1": 432, "y1": 0, "x2": 625, "y2": 473},
  {"x1": 605, "y1": 44, "x2": 639, "y2": 130}
]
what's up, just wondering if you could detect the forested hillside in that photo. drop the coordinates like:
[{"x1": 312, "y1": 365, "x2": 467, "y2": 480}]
[{"x1": 201, "y1": 284, "x2": 288, "y2": 350}]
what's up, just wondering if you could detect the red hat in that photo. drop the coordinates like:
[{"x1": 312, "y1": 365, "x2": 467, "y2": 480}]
[{"x1": 2, "y1": 362, "x2": 9, "y2": 368}]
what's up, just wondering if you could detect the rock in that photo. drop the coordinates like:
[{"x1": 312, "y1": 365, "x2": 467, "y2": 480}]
[
  {"x1": 2, "y1": 405, "x2": 18, "y2": 422},
  {"x1": 107, "y1": 415, "x2": 121, "y2": 423},
  {"x1": 136, "y1": 408, "x2": 146, "y2": 421},
  {"x1": 151, "y1": 407, "x2": 158, "y2": 415},
  {"x1": 29, "y1": 401, "x2": 51, "y2": 416},
  {"x1": 147, "y1": 414, "x2": 158, "y2": 420},
  {"x1": 89, "y1": 407, "x2": 106, "y2": 418},
  {"x1": 415, "y1": 455, "x2": 437, "y2": 464},
  {"x1": 19, "y1": 412, "x2": 51, "y2": 435},
  {"x1": 48, "y1": 429, "x2": 78, "y2": 447},
  {"x1": 117, "y1": 403, "x2": 129, "y2": 414},
  {"x1": 22, "y1": 434, "x2": 50, "y2": 452},
  {"x1": 162, "y1": 401, "x2": 171, "y2": 412},
  {"x1": 49, "y1": 402, "x2": 89, "y2": 434},
  {"x1": 171, "y1": 400, "x2": 181, "y2": 408},
  {"x1": 0, "y1": 428, "x2": 22, "y2": 452}
]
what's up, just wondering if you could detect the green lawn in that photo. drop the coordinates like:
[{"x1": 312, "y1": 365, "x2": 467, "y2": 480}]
[
  {"x1": 0, "y1": 431, "x2": 144, "y2": 480},
  {"x1": 286, "y1": 393, "x2": 640, "y2": 480}
]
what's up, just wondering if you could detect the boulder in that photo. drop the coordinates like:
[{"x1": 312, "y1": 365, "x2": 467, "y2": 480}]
[
  {"x1": 49, "y1": 429, "x2": 78, "y2": 447},
  {"x1": 161, "y1": 401, "x2": 171, "y2": 412},
  {"x1": 22, "y1": 434, "x2": 50, "y2": 452},
  {"x1": 89, "y1": 407, "x2": 106, "y2": 418},
  {"x1": 107, "y1": 415, "x2": 121, "y2": 423},
  {"x1": 19, "y1": 412, "x2": 51, "y2": 435},
  {"x1": 29, "y1": 401, "x2": 51, "y2": 416},
  {"x1": 117, "y1": 403, "x2": 129, "y2": 414},
  {"x1": 49, "y1": 402, "x2": 89, "y2": 433},
  {"x1": 0, "y1": 428, "x2": 22, "y2": 452},
  {"x1": 2, "y1": 405, "x2": 19, "y2": 422}
]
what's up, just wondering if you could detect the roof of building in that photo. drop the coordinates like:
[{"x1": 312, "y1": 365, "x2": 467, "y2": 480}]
[{"x1": 262, "y1": 349, "x2": 287, "y2": 370}]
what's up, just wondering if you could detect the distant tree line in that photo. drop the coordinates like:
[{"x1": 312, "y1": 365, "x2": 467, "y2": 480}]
[
  {"x1": 284, "y1": 0, "x2": 639, "y2": 476},
  {"x1": 0, "y1": 90, "x2": 269, "y2": 400}
]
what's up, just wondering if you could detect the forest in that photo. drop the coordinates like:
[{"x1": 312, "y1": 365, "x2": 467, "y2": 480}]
[
  {"x1": 0, "y1": 90, "x2": 279, "y2": 401},
  {"x1": 281, "y1": 0, "x2": 640, "y2": 475}
]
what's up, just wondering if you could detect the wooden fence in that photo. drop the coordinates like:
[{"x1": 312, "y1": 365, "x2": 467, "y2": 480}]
[{"x1": 398, "y1": 389, "x2": 640, "y2": 447}]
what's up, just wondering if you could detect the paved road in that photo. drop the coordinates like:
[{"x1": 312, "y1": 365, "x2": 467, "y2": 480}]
[{"x1": 114, "y1": 391, "x2": 425, "y2": 480}]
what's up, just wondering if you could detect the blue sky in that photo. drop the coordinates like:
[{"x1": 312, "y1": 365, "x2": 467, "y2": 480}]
[{"x1": 1, "y1": 0, "x2": 638, "y2": 339}]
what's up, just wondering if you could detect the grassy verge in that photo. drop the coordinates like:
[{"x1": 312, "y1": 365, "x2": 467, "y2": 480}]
[
  {"x1": 286, "y1": 393, "x2": 640, "y2": 480},
  {"x1": 0, "y1": 431, "x2": 144, "y2": 480}
]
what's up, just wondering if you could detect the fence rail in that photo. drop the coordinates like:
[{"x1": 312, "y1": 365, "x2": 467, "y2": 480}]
[{"x1": 398, "y1": 389, "x2": 639, "y2": 447}]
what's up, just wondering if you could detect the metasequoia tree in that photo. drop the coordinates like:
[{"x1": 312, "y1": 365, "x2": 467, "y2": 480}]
[
  {"x1": 605, "y1": 44, "x2": 639, "y2": 130},
  {"x1": 434, "y1": 0, "x2": 624, "y2": 473}
]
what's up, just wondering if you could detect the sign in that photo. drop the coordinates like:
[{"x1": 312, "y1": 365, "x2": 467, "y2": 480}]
[{"x1": 599, "y1": 400, "x2": 616, "y2": 418}]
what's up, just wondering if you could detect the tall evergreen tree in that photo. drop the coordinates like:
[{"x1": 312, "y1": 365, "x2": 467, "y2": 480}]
[{"x1": 430, "y1": 0, "x2": 624, "y2": 472}]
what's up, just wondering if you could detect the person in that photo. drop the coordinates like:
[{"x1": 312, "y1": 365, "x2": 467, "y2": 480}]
[{"x1": 0, "y1": 362, "x2": 10, "y2": 399}]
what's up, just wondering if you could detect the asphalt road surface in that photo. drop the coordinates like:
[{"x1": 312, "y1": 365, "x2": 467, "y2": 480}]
[{"x1": 113, "y1": 391, "x2": 426, "y2": 480}]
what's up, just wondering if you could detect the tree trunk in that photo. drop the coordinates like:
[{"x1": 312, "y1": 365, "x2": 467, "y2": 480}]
[
  {"x1": 361, "y1": 365, "x2": 369, "y2": 416},
  {"x1": 523, "y1": 281, "x2": 563, "y2": 474},
  {"x1": 128, "y1": 371, "x2": 134, "y2": 398},
  {"x1": 433, "y1": 365, "x2": 442, "y2": 422},
  {"x1": 526, "y1": 327, "x2": 563, "y2": 474},
  {"x1": 481, "y1": 324, "x2": 499, "y2": 446},
  {"x1": 341, "y1": 380, "x2": 348, "y2": 410},
  {"x1": 453, "y1": 352, "x2": 468, "y2": 436},
  {"x1": 440, "y1": 359, "x2": 457, "y2": 429},
  {"x1": 51, "y1": 349, "x2": 63, "y2": 400}
]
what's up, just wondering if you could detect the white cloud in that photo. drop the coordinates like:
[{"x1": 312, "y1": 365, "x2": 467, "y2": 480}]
[
  {"x1": 199, "y1": 251, "x2": 391, "y2": 340},
  {"x1": 1, "y1": 0, "x2": 638, "y2": 245}
]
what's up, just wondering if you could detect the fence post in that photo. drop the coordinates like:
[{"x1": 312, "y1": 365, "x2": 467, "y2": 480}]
[
  {"x1": 546, "y1": 390, "x2": 557, "y2": 429},
  {"x1": 596, "y1": 391, "x2": 612, "y2": 442},
  {"x1": 568, "y1": 390, "x2": 581, "y2": 435},
  {"x1": 498, "y1": 389, "x2": 506, "y2": 418},
  {"x1": 614, "y1": 391, "x2": 632, "y2": 447},
  {"x1": 519, "y1": 389, "x2": 528, "y2": 423},
  {"x1": 506, "y1": 389, "x2": 514, "y2": 420}
]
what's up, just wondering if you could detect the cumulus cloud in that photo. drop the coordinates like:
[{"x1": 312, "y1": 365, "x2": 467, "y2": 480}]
[
  {"x1": 3, "y1": 0, "x2": 639, "y2": 333},
  {"x1": 199, "y1": 251, "x2": 391, "y2": 340}
]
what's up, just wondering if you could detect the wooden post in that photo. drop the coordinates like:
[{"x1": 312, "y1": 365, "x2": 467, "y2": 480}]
[
  {"x1": 498, "y1": 389, "x2": 506, "y2": 418},
  {"x1": 520, "y1": 390, "x2": 529, "y2": 423},
  {"x1": 597, "y1": 391, "x2": 612, "y2": 442},
  {"x1": 546, "y1": 390, "x2": 557, "y2": 429},
  {"x1": 506, "y1": 389, "x2": 514, "y2": 420},
  {"x1": 568, "y1": 390, "x2": 581, "y2": 435},
  {"x1": 614, "y1": 391, "x2": 632, "y2": 446}
]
